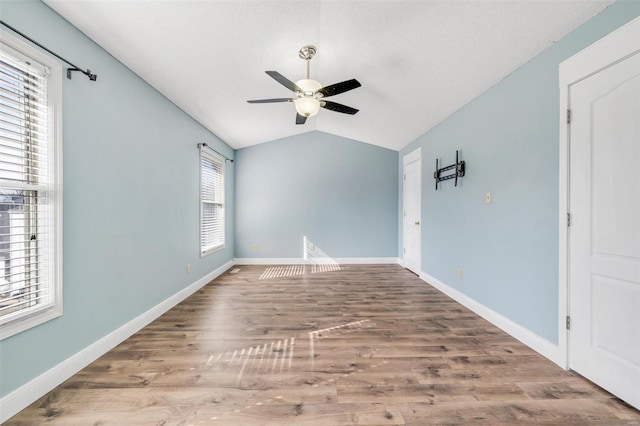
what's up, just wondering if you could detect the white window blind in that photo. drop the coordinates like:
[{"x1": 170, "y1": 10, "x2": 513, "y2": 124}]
[
  {"x1": 200, "y1": 148, "x2": 225, "y2": 255},
  {"x1": 0, "y1": 36, "x2": 61, "y2": 338}
]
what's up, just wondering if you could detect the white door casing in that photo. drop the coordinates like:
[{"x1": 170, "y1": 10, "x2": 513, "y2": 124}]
[
  {"x1": 559, "y1": 16, "x2": 640, "y2": 410},
  {"x1": 403, "y1": 148, "x2": 421, "y2": 274}
]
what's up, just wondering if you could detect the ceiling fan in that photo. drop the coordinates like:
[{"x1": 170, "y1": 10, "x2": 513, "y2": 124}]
[{"x1": 247, "y1": 45, "x2": 361, "y2": 125}]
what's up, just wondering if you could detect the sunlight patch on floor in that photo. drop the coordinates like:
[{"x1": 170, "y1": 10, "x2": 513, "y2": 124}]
[
  {"x1": 257, "y1": 237, "x2": 342, "y2": 280},
  {"x1": 259, "y1": 265, "x2": 306, "y2": 280}
]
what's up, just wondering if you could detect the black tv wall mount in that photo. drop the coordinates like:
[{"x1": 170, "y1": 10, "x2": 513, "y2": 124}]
[{"x1": 434, "y1": 150, "x2": 465, "y2": 190}]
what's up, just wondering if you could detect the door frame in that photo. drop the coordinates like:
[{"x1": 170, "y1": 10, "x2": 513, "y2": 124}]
[
  {"x1": 558, "y1": 16, "x2": 640, "y2": 369},
  {"x1": 402, "y1": 148, "x2": 421, "y2": 272}
]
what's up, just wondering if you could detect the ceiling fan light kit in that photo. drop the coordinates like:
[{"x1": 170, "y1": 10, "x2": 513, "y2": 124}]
[
  {"x1": 247, "y1": 45, "x2": 361, "y2": 124},
  {"x1": 294, "y1": 77, "x2": 322, "y2": 117},
  {"x1": 295, "y1": 97, "x2": 321, "y2": 117}
]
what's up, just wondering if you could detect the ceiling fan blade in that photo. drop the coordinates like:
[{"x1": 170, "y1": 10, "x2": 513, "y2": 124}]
[
  {"x1": 247, "y1": 98, "x2": 294, "y2": 103},
  {"x1": 317, "y1": 79, "x2": 361, "y2": 97},
  {"x1": 296, "y1": 113, "x2": 307, "y2": 125},
  {"x1": 321, "y1": 100, "x2": 359, "y2": 115},
  {"x1": 266, "y1": 71, "x2": 301, "y2": 93}
]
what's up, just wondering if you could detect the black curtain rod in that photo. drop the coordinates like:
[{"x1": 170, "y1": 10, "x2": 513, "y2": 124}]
[
  {"x1": 197, "y1": 143, "x2": 234, "y2": 163},
  {"x1": 0, "y1": 20, "x2": 97, "y2": 81}
]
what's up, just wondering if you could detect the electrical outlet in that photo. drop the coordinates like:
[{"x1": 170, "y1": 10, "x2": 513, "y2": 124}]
[
  {"x1": 186, "y1": 264, "x2": 191, "y2": 273},
  {"x1": 456, "y1": 269, "x2": 463, "y2": 279},
  {"x1": 252, "y1": 244, "x2": 258, "y2": 251},
  {"x1": 485, "y1": 192, "x2": 492, "y2": 204}
]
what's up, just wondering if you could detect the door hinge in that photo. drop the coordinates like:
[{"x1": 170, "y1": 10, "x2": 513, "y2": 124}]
[
  {"x1": 566, "y1": 315, "x2": 571, "y2": 330},
  {"x1": 403, "y1": 248, "x2": 406, "y2": 254},
  {"x1": 566, "y1": 109, "x2": 571, "y2": 124},
  {"x1": 403, "y1": 174, "x2": 406, "y2": 180},
  {"x1": 567, "y1": 212, "x2": 571, "y2": 227}
]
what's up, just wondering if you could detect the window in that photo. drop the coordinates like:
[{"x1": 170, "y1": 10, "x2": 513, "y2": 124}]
[
  {"x1": 0, "y1": 30, "x2": 62, "y2": 340},
  {"x1": 200, "y1": 148, "x2": 225, "y2": 256}
]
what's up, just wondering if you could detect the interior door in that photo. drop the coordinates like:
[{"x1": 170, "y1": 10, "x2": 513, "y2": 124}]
[
  {"x1": 568, "y1": 51, "x2": 640, "y2": 409},
  {"x1": 403, "y1": 154, "x2": 421, "y2": 274}
]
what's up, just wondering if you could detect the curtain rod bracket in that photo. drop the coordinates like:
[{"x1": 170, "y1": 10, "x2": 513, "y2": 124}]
[
  {"x1": 1, "y1": 20, "x2": 97, "y2": 82},
  {"x1": 198, "y1": 143, "x2": 234, "y2": 163},
  {"x1": 67, "y1": 67, "x2": 97, "y2": 81}
]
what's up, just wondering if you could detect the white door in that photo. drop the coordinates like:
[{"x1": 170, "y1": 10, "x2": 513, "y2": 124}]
[
  {"x1": 568, "y1": 50, "x2": 640, "y2": 409},
  {"x1": 403, "y1": 149, "x2": 421, "y2": 274}
]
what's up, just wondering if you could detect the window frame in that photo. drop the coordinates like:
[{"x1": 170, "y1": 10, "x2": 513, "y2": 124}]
[
  {"x1": 199, "y1": 147, "x2": 225, "y2": 257},
  {"x1": 0, "y1": 28, "x2": 63, "y2": 340}
]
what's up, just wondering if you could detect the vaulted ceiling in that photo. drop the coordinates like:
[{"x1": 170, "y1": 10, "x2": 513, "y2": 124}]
[{"x1": 44, "y1": 0, "x2": 613, "y2": 151}]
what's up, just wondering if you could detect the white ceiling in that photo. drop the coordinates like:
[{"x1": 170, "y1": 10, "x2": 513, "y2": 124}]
[{"x1": 44, "y1": 0, "x2": 613, "y2": 151}]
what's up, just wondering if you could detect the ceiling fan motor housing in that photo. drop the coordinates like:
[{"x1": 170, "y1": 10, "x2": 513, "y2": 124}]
[{"x1": 296, "y1": 79, "x2": 322, "y2": 97}]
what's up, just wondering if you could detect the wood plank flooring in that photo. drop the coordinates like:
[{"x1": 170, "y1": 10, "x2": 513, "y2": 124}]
[{"x1": 7, "y1": 264, "x2": 640, "y2": 425}]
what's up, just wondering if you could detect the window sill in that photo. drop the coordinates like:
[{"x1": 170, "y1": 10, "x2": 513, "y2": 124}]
[
  {"x1": 201, "y1": 243, "x2": 225, "y2": 258},
  {"x1": 0, "y1": 303, "x2": 62, "y2": 340}
]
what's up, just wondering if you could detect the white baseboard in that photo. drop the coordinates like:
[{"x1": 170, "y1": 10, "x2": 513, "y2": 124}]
[
  {"x1": 234, "y1": 257, "x2": 306, "y2": 265},
  {"x1": 0, "y1": 259, "x2": 235, "y2": 423},
  {"x1": 419, "y1": 271, "x2": 561, "y2": 366},
  {"x1": 335, "y1": 257, "x2": 400, "y2": 264},
  {"x1": 234, "y1": 257, "x2": 400, "y2": 265}
]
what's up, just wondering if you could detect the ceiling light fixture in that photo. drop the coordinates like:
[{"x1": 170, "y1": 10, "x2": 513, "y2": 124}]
[{"x1": 294, "y1": 97, "x2": 320, "y2": 117}]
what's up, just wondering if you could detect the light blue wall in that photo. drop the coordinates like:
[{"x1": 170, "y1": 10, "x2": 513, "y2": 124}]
[
  {"x1": 398, "y1": 0, "x2": 640, "y2": 344},
  {"x1": 0, "y1": 0, "x2": 235, "y2": 397},
  {"x1": 235, "y1": 131, "x2": 398, "y2": 259}
]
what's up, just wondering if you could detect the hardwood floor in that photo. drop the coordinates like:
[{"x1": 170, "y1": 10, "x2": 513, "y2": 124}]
[{"x1": 7, "y1": 264, "x2": 640, "y2": 425}]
